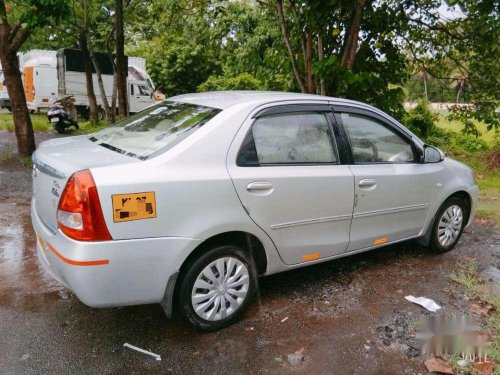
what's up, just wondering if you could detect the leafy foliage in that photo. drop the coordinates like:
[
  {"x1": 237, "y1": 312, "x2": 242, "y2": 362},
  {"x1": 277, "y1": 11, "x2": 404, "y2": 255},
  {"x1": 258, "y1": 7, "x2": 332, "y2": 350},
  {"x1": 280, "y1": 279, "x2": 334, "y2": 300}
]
[
  {"x1": 404, "y1": 0, "x2": 499, "y2": 133},
  {"x1": 403, "y1": 101, "x2": 437, "y2": 138},
  {"x1": 197, "y1": 73, "x2": 264, "y2": 92},
  {"x1": 7, "y1": 0, "x2": 500, "y2": 138}
]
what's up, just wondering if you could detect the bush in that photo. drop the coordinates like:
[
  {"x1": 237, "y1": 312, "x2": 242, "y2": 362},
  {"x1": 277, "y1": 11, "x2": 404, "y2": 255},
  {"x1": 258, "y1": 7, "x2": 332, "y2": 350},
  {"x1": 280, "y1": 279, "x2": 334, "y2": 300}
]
[
  {"x1": 403, "y1": 100, "x2": 436, "y2": 138},
  {"x1": 197, "y1": 73, "x2": 264, "y2": 92},
  {"x1": 426, "y1": 127, "x2": 489, "y2": 154}
]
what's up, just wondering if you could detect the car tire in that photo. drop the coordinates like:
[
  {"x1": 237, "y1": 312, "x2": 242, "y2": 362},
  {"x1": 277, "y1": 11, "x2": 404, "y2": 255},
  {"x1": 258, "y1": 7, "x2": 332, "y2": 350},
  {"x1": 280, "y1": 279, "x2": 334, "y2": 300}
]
[
  {"x1": 176, "y1": 245, "x2": 257, "y2": 331},
  {"x1": 429, "y1": 197, "x2": 468, "y2": 254}
]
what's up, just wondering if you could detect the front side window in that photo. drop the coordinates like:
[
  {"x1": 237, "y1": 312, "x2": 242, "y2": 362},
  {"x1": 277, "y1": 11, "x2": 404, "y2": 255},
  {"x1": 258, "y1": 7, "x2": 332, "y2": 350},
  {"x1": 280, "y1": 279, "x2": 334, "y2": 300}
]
[
  {"x1": 136, "y1": 85, "x2": 150, "y2": 96},
  {"x1": 341, "y1": 113, "x2": 415, "y2": 163},
  {"x1": 90, "y1": 101, "x2": 220, "y2": 159},
  {"x1": 238, "y1": 112, "x2": 337, "y2": 165}
]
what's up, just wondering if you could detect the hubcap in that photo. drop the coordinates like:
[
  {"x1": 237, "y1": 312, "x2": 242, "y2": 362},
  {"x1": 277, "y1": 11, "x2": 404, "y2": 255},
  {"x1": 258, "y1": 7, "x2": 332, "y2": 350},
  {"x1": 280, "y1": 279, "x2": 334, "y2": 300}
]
[
  {"x1": 191, "y1": 257, "x2": 250, "y2": 321},
  {"x1": 437, "y1": 205, "x2": 463, "y2": 247}
]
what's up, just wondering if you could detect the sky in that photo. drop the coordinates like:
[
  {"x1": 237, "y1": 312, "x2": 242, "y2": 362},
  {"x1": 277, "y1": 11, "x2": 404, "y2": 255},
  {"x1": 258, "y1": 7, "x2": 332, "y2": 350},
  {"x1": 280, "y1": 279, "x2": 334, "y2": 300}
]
[{"x1": 438, "y1": 2, "x2": 465, "y2": 20}]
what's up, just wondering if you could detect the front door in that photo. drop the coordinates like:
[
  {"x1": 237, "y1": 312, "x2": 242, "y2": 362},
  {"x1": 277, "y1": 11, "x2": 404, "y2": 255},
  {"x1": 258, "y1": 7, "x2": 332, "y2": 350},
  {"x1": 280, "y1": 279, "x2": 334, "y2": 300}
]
[
  {"x1": 129, "y1": 84, "x2": 153, "y2": 113},
  {"x1": 227, "y1": 105, "x2": 354, "y2": 265},
  {"x1": 335, "y1": 110, "x2": 437, "y2": 251}
]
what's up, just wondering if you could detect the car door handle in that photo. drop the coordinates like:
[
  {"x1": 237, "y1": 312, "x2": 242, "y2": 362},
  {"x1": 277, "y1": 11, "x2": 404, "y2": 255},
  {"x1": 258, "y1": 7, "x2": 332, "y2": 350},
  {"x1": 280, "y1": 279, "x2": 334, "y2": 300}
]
[
  {"x1": 246, "y1": 181, "x2": 273, "y2": 192},
  {"x1": 358, "y1": 179, "x2": 377, "y2": 190}
]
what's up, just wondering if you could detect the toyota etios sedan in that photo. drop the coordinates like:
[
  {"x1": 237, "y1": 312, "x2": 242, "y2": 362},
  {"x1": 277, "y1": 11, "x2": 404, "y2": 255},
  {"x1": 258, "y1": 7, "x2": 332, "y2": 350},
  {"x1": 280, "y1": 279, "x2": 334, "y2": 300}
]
[{"x1": 32, "y1": 91, "x2": 478, "y2": 330}]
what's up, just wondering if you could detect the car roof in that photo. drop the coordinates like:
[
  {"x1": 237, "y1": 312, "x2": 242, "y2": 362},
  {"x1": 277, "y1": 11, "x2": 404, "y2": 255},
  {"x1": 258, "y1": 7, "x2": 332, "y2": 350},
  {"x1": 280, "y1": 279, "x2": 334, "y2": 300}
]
[{"x1": 168, "y1": 90, "x2": 369, "y2": 110}]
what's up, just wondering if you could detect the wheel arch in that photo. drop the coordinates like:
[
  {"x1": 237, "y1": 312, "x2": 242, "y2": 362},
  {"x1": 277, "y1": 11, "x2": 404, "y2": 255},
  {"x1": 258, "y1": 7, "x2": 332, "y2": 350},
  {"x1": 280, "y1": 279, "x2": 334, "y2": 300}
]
[
  {"x1": 418, "y1": 189, "x2": 472, "y2": 246},
  {"x1": 160, "y1": 230, "x2": 268, "y2": 318},
  {"x1": 179, "y1": 231, "x2": 268, "y2": 277}
]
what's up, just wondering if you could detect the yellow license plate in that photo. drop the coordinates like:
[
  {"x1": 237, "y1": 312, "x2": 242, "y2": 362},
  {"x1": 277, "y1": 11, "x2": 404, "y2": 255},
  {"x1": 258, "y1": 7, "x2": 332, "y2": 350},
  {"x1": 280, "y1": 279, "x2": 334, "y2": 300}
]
[{"x1": 112, "y1": 192, "x2": 156, "y2": 223}]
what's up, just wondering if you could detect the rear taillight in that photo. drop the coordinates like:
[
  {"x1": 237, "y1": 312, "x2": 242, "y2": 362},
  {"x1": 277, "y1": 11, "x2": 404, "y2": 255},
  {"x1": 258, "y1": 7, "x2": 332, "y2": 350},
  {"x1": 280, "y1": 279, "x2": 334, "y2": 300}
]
[{"x1": 57, "y1": 169, "x2": 112, "y2": 241}]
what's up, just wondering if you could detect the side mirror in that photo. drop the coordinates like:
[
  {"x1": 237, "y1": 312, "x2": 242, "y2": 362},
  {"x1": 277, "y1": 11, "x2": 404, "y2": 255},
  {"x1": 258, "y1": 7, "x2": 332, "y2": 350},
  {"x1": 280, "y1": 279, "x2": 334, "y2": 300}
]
[{"x1": 424, "y1": 145, "x2": 444, "y2": 163}]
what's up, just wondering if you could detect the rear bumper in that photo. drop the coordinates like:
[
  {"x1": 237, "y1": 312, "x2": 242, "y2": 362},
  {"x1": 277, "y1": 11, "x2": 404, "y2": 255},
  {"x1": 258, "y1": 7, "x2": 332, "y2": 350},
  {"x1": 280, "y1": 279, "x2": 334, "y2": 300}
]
[{"x1": 32, "y1": 201, "x2": 200, "y2": 308}]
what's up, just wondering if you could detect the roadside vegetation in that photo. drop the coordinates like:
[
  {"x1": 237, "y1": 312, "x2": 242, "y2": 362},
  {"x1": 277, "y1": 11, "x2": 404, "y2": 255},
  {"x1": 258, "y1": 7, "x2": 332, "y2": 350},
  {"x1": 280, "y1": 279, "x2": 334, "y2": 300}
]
[
  {"x1": 404, "y1": 102, "x2": 500, "y2": 226},
  {"x1": 449, "y1": 261, "x2": 500, "y2": 371}
]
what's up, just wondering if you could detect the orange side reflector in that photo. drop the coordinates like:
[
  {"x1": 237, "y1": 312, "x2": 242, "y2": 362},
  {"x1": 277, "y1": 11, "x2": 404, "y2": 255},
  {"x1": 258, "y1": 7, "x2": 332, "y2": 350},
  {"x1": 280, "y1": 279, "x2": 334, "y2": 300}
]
[
  {"x1": 303, "y1": 253, "x2": 321, "y2": 262},
  {"x1": 42, "y1": 98, "x2": 49, "y2": 103},
  {"x1": 373, "y1": 237, "x2": 389, "y2": 246}
]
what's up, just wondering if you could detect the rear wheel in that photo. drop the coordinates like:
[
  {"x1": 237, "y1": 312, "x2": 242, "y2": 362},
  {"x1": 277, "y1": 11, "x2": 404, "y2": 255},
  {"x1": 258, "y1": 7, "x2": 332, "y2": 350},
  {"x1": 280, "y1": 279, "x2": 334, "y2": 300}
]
[
  {"x1": 177, "y1": 245, "x2": 256, "y2": 331},
  {"x1": 429, "y1": 197, "x2": 468, "y2": 253}
]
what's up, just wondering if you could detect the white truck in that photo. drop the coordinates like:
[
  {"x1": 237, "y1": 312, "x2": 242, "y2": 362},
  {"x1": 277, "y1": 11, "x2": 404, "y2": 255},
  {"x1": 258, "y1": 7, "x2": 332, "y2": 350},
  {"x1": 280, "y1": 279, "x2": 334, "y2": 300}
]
[{"x1": 18, "y1": 49, "x2": 161, "y2": 116}]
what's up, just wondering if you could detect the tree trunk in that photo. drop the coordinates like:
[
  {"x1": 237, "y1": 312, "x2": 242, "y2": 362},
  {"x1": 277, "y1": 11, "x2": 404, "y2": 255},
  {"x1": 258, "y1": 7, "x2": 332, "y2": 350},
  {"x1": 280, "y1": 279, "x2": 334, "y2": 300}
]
[
  {"x1": 456, "y1": 81, "x2": 462, "y2": 103},
  {"x1": 275, "y1": 0, "x2": 306, "y2": 93},
  {"x1": 79, "y1": 31, "x2": 99, "y2": 123},
  {"x1": 90, "y1": 52, "x2": 112, "y2": 124},
  {"x1": 78, "y1": 1, "x2": 99, "y2": 124},
  {"x1": 305, "y1": 29, "x2": 314, "y2": 94},
  {"x1": 111, "y1": 68, "x2": 118, "y2": 123},
  {"x1": 115, "y1": 0, "x2": 128, "y2": 118},
  {"x1": 423, "y1": 75, "x2": 428, "y2": 101},
  {"x1": 340, "y1": 0, "x2": 366, "y2": 70},
  {"x1": 0, "y1": 22, "x2": 35, "y2": 156},
  {"x1": 318, "y1": 34, "x2": 325, "y2": 96}
]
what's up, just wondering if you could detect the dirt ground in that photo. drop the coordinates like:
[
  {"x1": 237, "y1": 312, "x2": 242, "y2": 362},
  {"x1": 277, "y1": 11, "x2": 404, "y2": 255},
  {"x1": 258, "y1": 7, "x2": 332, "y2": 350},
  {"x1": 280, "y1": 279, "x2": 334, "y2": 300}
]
[{"x1": 0, "y1": 131, "x2": 499, "y2": 374}]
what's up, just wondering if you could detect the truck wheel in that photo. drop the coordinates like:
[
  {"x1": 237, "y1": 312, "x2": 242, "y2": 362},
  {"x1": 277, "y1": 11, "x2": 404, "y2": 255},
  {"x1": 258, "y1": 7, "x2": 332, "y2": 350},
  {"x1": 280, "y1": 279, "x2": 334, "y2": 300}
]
[
  {"x1": 429, "y1": 197, "x2": 468, "y2": 253},
  {"x1": 177, "y1": 245, "x2": 257, "y2": 331}
]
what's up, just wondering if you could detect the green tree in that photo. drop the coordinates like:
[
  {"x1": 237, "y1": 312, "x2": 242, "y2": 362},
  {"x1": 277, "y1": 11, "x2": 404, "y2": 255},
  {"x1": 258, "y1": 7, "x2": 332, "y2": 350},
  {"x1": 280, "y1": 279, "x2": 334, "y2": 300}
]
[
  {"x1": 404, "y1": 0, "x2": 499, "y2": 134},
  {"x1": 197, "y1": 73, "x2": 264, "y2": 92},
  {"x1": 127, "y1": 0, "x2": 221, "y2": 96},
  {"x1": 260, "y1": 0, "x2": 416, "y2": 119},
  {"x1": 0, "y1": 0, "x2": 69, "y2": 155}
]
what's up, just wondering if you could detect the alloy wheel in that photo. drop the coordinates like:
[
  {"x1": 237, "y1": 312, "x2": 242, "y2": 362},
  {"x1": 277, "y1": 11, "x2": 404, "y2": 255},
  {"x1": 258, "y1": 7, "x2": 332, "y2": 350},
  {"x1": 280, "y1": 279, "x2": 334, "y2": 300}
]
[
  {"x1": 437, "y1": 205, "x2": 463, "y2": 247},
  {"x1": 191, "y1": 257, "x2": 250, "y2": 321}
]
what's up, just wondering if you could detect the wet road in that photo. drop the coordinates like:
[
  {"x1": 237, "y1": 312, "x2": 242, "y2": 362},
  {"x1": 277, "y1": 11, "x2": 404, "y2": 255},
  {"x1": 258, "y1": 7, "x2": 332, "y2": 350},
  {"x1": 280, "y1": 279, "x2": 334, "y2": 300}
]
[{"x1": 1, "y1": 132, "x2": 499, "y2": 374}]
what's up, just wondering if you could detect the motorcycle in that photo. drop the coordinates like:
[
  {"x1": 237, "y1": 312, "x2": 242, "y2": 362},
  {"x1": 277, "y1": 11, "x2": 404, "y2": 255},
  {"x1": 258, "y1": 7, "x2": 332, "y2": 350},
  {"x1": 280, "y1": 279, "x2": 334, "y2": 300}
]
[{"x1": 47, "y1": 95, "x2": 79, "y2": 134}]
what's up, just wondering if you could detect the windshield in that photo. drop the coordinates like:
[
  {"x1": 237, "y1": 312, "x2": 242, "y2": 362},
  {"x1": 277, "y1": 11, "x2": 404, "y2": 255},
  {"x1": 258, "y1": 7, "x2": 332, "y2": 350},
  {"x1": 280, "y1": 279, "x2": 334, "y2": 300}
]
[{"x1": 89, "y1": 101, "x2": 220, "y2": 160}]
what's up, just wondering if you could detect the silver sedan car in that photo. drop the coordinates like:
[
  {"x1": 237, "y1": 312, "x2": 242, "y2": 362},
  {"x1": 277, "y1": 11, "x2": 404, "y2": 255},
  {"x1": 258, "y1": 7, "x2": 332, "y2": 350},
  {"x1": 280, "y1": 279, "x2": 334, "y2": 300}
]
[{"x1": 32, "y1": 91, "x2": 478, "y2": 330}]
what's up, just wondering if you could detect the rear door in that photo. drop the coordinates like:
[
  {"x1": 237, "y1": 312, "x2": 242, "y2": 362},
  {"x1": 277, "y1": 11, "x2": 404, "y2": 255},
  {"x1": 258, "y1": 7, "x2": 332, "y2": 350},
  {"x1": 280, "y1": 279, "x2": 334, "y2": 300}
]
[
  {"x1": 227, "y1": 104, "x2": 354, "y2": 265},
  {"x1": 334, "y1": 106, "x2": 437, "y2": 251}
]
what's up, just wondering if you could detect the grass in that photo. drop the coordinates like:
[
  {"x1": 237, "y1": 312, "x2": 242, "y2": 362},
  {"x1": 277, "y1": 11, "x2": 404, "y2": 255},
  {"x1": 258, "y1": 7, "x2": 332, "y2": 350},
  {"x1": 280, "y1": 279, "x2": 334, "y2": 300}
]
[
  {"x1": 434, "y1": 110, "x2": 497, "y2": 145},
  {"x1": 450, "y1": 262, "x2": 500, "y2": 370},
  {"x1": 0, "y1": 113, "x2": 106, "y2": 135},
  {"x1": 460, "y1": 152, "x2": 500, "y2": 226}
]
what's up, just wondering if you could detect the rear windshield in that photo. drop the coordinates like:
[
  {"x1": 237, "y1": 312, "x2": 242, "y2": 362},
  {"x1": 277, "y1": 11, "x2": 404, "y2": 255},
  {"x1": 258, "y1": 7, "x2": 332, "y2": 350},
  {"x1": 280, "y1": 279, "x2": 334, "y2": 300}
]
[{"x1": 89, "y1": 101, "x2": 220, "y2": 159}]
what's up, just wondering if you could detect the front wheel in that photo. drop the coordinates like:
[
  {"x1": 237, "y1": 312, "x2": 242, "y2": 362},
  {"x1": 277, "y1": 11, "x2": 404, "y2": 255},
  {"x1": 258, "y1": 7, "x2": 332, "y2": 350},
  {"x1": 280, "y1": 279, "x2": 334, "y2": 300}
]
[
  {"x1": 429, "y1": 197, "x2": 468, "y2": 253},
  {"x1": 176, "y1": 245, "x2": 257, "y2": 331}
]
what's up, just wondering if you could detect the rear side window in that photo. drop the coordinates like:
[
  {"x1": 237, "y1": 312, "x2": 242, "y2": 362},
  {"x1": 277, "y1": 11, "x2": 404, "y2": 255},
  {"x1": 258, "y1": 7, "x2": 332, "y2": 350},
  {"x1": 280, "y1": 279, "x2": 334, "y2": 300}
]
[
  {"x1": 90, "y1": 101, "x2": 220, "y2": 160},
  {"x1": 238, "y1": 112, "x2": 337, "y2": 165},
  {"x1": 341, "y1": 113, "x2": 415, "y2": 163}
]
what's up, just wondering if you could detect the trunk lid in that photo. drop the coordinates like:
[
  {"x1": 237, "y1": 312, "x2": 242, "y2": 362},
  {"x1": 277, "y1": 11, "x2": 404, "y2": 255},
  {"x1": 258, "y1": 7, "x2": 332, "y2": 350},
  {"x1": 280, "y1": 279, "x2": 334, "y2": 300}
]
[{"x1": 32, "y1": 135, "x2": 136, "y2": 232}]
